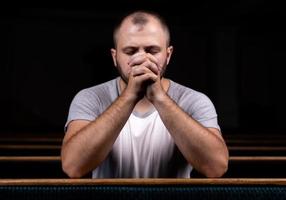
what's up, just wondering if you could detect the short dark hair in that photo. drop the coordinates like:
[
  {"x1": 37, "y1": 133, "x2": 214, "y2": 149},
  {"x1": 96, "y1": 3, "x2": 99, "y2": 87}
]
[{"x1": 113, "y1": 10, "x2": 171, "y2": 47}]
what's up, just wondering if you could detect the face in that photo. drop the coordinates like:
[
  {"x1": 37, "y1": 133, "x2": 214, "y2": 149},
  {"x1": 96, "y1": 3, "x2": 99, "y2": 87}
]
[{"x1": 111, "y1": 16, "x2": 173, "y2": 83}]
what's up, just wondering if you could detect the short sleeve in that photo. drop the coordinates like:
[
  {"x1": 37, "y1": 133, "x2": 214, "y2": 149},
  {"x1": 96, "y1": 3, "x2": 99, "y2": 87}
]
[
  {"x1": 64, "y1": 89, "x2": 101, "y2": 132},
  {"x1": 189, "y1": 93, "x2": 221, "y2": 131}
]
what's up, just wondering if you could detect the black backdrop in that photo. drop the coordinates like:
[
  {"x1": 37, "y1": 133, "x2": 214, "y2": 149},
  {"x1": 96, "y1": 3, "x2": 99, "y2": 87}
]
[{"x1": 1, "y1": 1, "x2": 285, "y2": 135}]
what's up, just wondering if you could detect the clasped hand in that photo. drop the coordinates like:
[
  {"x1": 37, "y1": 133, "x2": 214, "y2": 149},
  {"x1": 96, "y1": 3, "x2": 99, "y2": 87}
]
[{"x1": 126, "y1": 52, "x2": 164, "y2": 102}]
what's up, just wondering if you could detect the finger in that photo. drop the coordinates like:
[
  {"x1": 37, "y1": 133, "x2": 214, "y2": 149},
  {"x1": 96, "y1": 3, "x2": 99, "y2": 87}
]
[
  {"x1": 131, "y1": 65, "x2": 154, "y2": 77},
  {"x1": 146, "y1": 53, "x2": 159, "y2": 66},
  {"x1": 132, "y1": 63, "x2": 159, "y2": 77},
  {"x1": 145, "y1": 53, "x2": 161, "y2": 73},
  {"x1": 129, "y1": 53, "x2": 146, "y2": 66},
  {"x1": 135, "y1": 72, "x2": 158, "y2": 83},
  {"x1": 142, "y1": 60, "x2": 159, "y2": 75}
]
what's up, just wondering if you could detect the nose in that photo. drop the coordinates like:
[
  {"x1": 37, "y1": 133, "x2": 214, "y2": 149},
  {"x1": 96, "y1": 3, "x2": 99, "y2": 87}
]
[
  {"x1": 134, "y1": 50, "x2": 146, "y2": 57},
  {"x1": 130, "y1": 51, "x2": 146, "y2": 61}
]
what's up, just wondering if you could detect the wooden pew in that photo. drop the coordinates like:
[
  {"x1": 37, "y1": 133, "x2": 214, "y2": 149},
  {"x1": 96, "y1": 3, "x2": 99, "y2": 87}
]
[
  {"x1": 228, "y1": 146, "x2": 286, "y2": 156},
  {"x1": 0, "y1": 178, "x2": 286, "y2": 200},
  {"x1": 1, "y1": 133, "x2": 286, "y2": 157},
  {"x1": 1, "y1": 156, "x2": 286, "y2": 178},
  {"x1": 0, "y1": 132, "x2": 63, "y2": 156},
  {"x1": 0, "y1": 156, "x2": 67, "y2": 178},
  {"x1": 224, "y1": 134, "x2": 286, "y2": 146},
  {"x1": 0, "y1": 144, "x2": 61, "y2": 156},
  {"x1": 0, "y1": 133, "x2": 62, "y2": 145},
  {"x1": 193, "y1": 156, "x2": 286, "y2": 178},
  {"x1": 224, "y1": 156, "x2": 286, "y2": 178},
  {"x1": 1, "y1": 144, "x2": 286, "y2": 156},
  {"x1": 226, "y1": 134, "x2": 286, "y2": 156},
  {"x1": 1, "y1": 133, "x2": 286, "y2": 179}
]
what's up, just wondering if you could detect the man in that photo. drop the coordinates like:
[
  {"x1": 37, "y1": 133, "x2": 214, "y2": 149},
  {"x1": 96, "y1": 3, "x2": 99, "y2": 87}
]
[{"x1": 61, "y1": 10, "x2": 229, "y2": 178}]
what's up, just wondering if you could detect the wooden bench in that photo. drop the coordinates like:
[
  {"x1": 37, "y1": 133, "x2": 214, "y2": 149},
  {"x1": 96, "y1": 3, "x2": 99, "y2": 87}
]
[
  {"x1": 1, "y1": 156, "x2": 286, "y2": 178},
  {"x1": 1, "y1": 133, "x2": 286, "y2": 178},
  {"x1": 0, "y1": 156, "x2": 67, "y2": 178},
  {"x1": 228, "y1": 146, "x2": 286, "y2": 156},
  {"x1": 0, "y1": 144, "x2": 61, "y2": 156},
  {"x1": 0, "y1": 133, "x2": 63, "y2": 145},
  {"x1": 1, "y1": 179, "x2": 286, "y2": 200},
  {"x1": 0, "y1": 132, "x2": 62, "y2": 156},
  {"x1": 224, "y1": 134, "x2": 286, "y2": 146},
  {"x1": 1, "y1": 144, "x2": 286, "y2": 157},
  {"x1": 192, "y1": 156, "x2": 286, "y2": 178},
  {"x1": 1, "y1": 133, "x2": 286, "y2": 156}
]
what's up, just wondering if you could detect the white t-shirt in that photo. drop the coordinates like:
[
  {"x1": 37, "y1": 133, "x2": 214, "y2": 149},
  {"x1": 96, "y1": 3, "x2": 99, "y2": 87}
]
[{"x1": 65, "y1": 77, "x2": 220, "y2": 178}]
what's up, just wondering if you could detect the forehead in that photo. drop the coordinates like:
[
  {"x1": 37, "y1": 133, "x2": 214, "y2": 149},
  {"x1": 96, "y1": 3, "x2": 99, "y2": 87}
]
[{"x1": 116, "y1": 16, "x2": 168, "y2": 47}]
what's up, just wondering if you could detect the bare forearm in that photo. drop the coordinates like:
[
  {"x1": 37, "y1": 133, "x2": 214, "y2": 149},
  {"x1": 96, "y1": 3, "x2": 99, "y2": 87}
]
[
  {"x1": 152, "y1": 94, "x2": 228, "y2": 177},
  {"x1": 61, "y1": 92, "x2": 137, "y2": 177}
]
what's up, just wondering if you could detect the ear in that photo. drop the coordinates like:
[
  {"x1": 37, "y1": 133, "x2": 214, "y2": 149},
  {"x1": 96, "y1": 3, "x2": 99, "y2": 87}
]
[
  {"x1": 111, "y1": 48, "x2": 117, "y2": 67},
  {"x1": 166, "y1": 46, "x2": 173, "y2": 65}
]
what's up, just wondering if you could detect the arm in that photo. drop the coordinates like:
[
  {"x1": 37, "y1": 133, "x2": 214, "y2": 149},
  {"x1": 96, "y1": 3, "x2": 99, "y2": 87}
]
[
  {"x1": 61, "y1": 54, "x2": 159, "y2": 178},
  {"x1": 148, "y1": 84, "x2": 229, "y2": 178},
  {"x1": 129, "y1": 52, "x2": 228, "y2": 177},
  {"x1": 61, "y1": 91, "x2": 137, "y2": 178}
]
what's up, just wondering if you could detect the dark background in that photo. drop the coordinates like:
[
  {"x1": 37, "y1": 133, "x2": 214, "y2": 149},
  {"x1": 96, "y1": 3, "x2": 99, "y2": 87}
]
[{"x1": 1, "y1": 1, "x2": 285, "y2": 135}]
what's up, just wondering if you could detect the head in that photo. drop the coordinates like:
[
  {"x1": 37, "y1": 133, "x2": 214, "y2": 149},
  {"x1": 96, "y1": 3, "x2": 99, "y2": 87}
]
[{"x1": 111, "y1": 10, "x2": 173, "y2": 83}]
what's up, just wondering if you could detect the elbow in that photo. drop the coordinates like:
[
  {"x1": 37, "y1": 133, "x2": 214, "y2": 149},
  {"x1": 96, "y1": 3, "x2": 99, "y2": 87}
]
[
  {"x1": 203, "y1": 153, "x2": 229, "y2": 178},
  {"x1": 61, "y1": 154, "x2": 85, "y2": 178},
  {"x1": 205, "y1": 160, "x2": 228, "y2": 178},
  {"x1": 62, "y1": 166, "x2": 83, "y2": 179}
]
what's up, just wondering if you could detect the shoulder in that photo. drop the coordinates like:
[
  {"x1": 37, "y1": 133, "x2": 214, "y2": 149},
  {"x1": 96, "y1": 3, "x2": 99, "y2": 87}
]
[
  {"x1": 168, "y1": 80, "x2": 219, "y2": 129},
  {"x1": 74, "y1": 77, "x2": 119, "y2": 101},
  {"x1": 168, "y1": 80, "x2": 216, "y2": 114},
  {"x1": 168, "y1": 80, "x2": 211, "y2": 103},
  {"x1": 66, "y1": 77, "x2": 119, "y2": 125}
]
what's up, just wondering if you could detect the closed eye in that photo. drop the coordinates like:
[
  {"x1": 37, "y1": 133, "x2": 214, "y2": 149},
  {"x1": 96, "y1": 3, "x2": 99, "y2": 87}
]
[
  {"x1": 145, "y1": 46, "x2": 161, "y2": 55},
  {"x1": 123, "y1": 47, "x2": 138, "y2": 55}
]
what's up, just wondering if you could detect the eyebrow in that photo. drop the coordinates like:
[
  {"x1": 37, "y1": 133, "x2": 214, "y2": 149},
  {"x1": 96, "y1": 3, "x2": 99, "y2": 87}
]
[
  {"x1": 122, "y1": 45, "x2": 161, "y2": 51},
  {"x1": 122, "y1": 46, "x2": 137, "y2": 50},
  {"x1": 145, "y1": 46, "x2": 161, "y2": 50}
]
